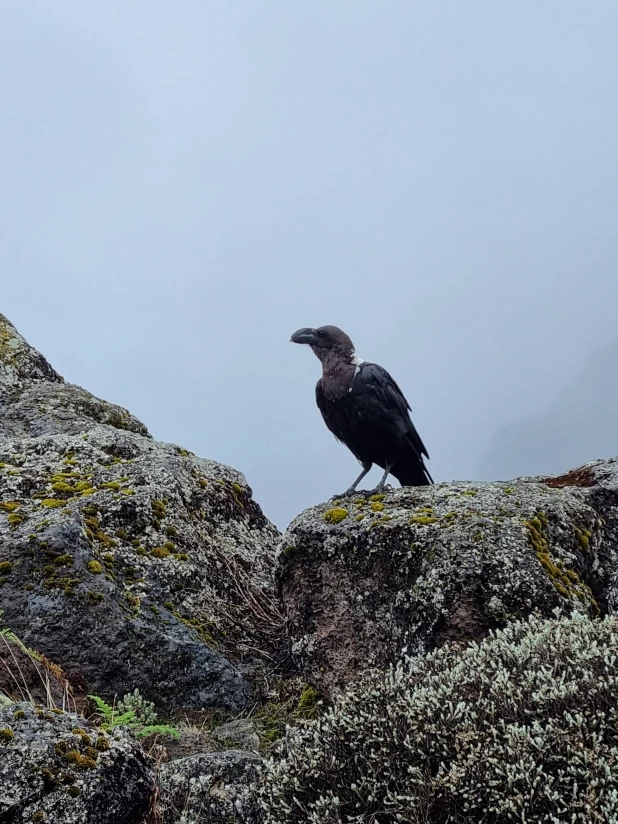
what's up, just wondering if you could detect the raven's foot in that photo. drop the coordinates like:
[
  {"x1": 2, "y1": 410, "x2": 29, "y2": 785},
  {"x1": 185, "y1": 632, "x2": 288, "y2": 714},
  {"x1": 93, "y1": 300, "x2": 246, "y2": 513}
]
[
  {"x1": 332, "y1": 487, "x2": 386, "y2": 500},
  {"x1": 368, "y1": 483, "x2": 393, "y2": 496},
  {"x1": 330, "y1": 488, "x2": 358, "y2": 500}
]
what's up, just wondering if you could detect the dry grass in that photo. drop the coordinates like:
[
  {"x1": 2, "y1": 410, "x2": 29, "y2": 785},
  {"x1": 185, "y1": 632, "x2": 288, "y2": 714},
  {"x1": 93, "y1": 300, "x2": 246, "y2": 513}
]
[
  {"x1": 208, "y1": 547, "x2": 288, "y2": 667},
  {"x1": 0, "y1": 629, "x2": 78, "y2": 713}
]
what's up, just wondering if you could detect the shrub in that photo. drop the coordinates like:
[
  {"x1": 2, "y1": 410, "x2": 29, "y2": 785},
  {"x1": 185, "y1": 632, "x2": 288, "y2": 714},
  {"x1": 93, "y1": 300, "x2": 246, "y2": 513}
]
[
  {"x1": 117, "y1": 687, "x2": 157, "y2": 725},
  {"x1": 258, "y1": 613, "x2": 618, "y2": 824},
  {"x1": 89, "y1": 691, "x2": 179, "y2": 740}
]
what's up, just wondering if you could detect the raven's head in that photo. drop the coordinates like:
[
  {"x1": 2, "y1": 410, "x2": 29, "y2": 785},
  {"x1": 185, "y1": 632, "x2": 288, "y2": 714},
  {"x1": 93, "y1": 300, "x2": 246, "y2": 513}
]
[{"x1": 290, "y1": 325, "x2": 356, "y2": 364}]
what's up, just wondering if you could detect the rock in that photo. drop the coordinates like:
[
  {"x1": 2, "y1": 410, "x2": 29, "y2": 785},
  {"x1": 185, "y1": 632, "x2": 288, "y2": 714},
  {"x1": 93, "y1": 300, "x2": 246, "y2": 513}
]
[
  {"x1": 0, "y1": 702, "x2": 154, "y2": 823},
  {"x1": 278, "y1": 460, "x2": 618, "y2": 695},
  {"x1": 0, "y1": 314, "x2": 148, "y2": 439},
  {"x1": 157, "y1": 750, "x2": 261, "y2": 823},
  {"x1": 211, "y1": 719, "x2": 260, "y2": 751},
  {"x1": 161, "y1": 728, "x2": 218, "y2": 761},
  {"x1": 0, "y1": 313, "x2": 280, "y2": 713}
]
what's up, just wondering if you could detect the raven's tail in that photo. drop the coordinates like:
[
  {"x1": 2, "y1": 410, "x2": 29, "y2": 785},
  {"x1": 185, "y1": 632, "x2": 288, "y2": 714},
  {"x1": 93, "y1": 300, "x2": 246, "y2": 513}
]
[{"x1": 391, "y1": 451, "x2": 433, "y2": 487}]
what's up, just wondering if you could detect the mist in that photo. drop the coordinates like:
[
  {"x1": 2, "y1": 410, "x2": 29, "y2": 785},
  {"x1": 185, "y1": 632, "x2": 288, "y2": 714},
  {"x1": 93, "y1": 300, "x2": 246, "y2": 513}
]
[{"x1": 2, "y1": 1, "x2": 618, "y2": 527}]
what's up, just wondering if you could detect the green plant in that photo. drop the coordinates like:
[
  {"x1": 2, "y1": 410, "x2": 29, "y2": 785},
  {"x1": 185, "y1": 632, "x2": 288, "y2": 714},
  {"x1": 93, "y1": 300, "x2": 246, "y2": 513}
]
[
  {"x1": 117, "y1": 687, "x2": 157, "y2": 725},
  {"x1": 258, "y1": 612, "x2": 618, "y2": 824},
  {"x1": 88, "y1": 692, "x2": 179, "y2": 739}
]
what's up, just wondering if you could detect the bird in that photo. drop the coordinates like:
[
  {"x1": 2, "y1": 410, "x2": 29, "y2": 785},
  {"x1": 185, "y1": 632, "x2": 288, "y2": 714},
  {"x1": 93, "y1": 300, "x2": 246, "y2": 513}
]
[{"x1": 290, "y1": 325, "x2": 432, "y2": 495}]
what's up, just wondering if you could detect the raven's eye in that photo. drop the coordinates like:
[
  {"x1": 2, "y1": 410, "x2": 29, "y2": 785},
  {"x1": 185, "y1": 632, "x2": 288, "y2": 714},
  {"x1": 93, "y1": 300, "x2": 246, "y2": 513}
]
[{"x1": 317, "y1": 330, "x2": 326, "y2": 339}]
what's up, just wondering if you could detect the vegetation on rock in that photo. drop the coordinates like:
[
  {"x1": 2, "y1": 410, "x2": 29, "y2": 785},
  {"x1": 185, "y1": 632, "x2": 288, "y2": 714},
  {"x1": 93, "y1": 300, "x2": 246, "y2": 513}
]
[
  {"x1": 89, "y1": 691, "x2": 179, "y2": 739},
  {"x1": 259, "y1": 612, "x2": 618, "y2": 824}
]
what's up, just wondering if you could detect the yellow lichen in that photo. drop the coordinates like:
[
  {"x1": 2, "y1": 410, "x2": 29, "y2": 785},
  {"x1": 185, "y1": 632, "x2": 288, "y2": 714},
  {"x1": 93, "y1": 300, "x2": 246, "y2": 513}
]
[
  {"x1": 0, "y1": 501, "x2": 20, "y2": 512},
  {"x1": 71, "y1": 727, "x2": 92, "y2": 746},
  {"x1": 575, "y1": 527, "x2": 592, "y2": 552},
  {"x1": 53, "y1": 554, "x2": 73, "y2": 567},
  {"x1": 64, "y1": 750, "x2": 96, "y2": 770},
  {"x1": 525, "y1": 514, "x2": 598, "y2": 615},
  {"x1": 51, "y1": 482, "x2": 75, "y2": 494},
  {"x1": 0, "y1": 728, "x2": 14, "y2": 743},
  {"x1": 152, "y1": 500, "x2": 166, "y2": 519},
  {"x1": 323, "y1": 508, "x2": 349, "y2": 524}
]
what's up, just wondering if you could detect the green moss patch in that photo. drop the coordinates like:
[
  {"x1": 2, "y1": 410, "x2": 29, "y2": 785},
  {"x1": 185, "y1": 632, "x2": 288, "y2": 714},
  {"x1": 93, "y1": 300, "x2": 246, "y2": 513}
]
[
  {"x1": 525, "y1": 513, "x2": 598, "y2": 614},
  {"x1": 0, "y1": 501, "x2": 20, "y2": 512},
  {"x1": 323, "y1": 508, "x2": 349, "y2": 524}
]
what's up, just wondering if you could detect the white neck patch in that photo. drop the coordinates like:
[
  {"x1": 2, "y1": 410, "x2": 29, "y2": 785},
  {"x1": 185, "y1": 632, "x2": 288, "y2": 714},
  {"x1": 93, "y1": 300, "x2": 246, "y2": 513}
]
[{"x1": 350, "y1": 351, "x2": 364, "y2": 376}]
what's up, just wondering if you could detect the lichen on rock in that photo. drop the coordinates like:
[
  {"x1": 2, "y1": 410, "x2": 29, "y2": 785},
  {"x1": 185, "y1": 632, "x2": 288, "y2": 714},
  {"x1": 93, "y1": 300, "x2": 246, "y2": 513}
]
[
  {"x1": 278, "y1": 468, "x2": 613, "y2": 695},
  {"x1": 0, "y1": 702, "x2": 154, "y2": 824},
  {"x1": 157, "y1": 749, "x2": 261, "y2": 823},
  {"x1": 0, "y1": 313, "x2": 281, "y2": 714}
]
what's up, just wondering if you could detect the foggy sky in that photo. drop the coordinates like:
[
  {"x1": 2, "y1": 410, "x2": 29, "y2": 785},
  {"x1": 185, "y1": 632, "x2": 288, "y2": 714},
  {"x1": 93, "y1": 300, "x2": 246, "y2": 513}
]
[
  {"x1": 479, "y1": 339, "x2": 618, "y2": 481},
  {"x1": 2, "y1": 2, "x2": 618, "y2": 528}
]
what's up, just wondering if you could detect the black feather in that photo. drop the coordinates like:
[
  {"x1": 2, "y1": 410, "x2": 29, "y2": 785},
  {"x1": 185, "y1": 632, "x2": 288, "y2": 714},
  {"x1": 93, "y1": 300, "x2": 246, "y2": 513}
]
[{"x1": 316, "y1": 361, "x2": 432, "y2": 487}]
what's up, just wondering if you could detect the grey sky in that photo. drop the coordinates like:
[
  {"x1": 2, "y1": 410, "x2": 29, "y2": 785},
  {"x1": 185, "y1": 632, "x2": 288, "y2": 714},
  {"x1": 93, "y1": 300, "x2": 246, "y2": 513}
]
[{"x1": 2, "y1": 2, "x2": 618, "y2": 528}]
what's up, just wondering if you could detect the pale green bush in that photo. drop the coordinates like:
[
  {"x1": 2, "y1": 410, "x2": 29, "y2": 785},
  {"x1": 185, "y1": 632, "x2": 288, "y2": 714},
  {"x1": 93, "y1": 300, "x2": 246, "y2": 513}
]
[
  {"x1": 117, "y1": 688, "x2": 158, "y2": 725},
  {"x1": 258, "y1": 613, "x2": 618, "y2": 824}
]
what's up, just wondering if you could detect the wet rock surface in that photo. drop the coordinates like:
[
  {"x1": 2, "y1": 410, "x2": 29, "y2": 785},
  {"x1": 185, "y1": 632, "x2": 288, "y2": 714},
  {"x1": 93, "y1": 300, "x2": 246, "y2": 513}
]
[
  {"x1": 0, "y1": 313, "x2": 280, "y2": 713},
  {"x1": 0, "y1": 702, "x2": 154, "y2": 824},
  {"x1": 278, "y1": 461, "x2": 618, "y2": 695},
  {"x1": 157, "y1": 749, "x2": 261, "y2": 824}
]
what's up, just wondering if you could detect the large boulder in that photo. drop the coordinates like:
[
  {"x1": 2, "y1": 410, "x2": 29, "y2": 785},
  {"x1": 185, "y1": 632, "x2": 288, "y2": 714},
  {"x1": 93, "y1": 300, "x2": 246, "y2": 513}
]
[
  {"x1": 0, "y1": 313, "x2": 280, "y2": 713},
  {"x1": 278, "y1": 459, "x2": 618, "y2": 695},
  {"x1": 0, "y1": 702, "x2": 154, "y2": 823}
]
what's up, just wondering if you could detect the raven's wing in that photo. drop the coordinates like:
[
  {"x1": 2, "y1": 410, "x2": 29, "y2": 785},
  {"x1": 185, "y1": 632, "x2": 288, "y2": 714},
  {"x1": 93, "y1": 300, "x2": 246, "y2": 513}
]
[
  {"x1": 315, "y1": 381, "x2": 346, "y2": 443},
  {"x1": 355, "y1": 362, "x2": 430, "y2": 460}
]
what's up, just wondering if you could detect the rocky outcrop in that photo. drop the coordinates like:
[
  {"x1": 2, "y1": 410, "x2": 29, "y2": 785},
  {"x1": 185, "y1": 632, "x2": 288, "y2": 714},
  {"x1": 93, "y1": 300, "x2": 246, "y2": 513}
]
[
  {"x1": 279, "y1": 459, "x2": 618, "y2": 695},
  {"x1": 6, "y1": 308, "x2": 618, "y2": 824},
  {"x1": 157, "y1": 750, "x2": 261, "y2": 823},
  {"x1": 0, "y1": 702, "x2": 154, "y2": 823},
  {"x1": 0, "y1": 314, "x2": 148, "y2": 439},
  {"x1": 0, "y1": 313, "x2": 280, "y2": 713}
]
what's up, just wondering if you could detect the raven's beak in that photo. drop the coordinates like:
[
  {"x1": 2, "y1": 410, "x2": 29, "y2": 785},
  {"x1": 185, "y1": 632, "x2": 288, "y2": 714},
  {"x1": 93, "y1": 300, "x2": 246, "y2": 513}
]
[{"x1": 290, "y1": 327, "x2": 318, "y2": 345}]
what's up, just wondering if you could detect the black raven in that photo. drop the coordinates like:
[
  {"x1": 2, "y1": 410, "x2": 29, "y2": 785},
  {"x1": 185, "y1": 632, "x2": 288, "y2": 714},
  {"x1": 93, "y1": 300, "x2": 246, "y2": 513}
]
[{"x1": 291, "y1": 325, "x2": 432, "y2": 494}]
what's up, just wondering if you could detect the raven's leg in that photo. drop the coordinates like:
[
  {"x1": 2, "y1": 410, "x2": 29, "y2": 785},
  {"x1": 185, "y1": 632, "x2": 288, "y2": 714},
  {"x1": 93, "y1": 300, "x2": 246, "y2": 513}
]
[
  {"x1": 332, "y1": 463, "x2": 372, "y2": 498},
  {"x1": 372, "y1": 463, "x2": 394, "y2": 494}
]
